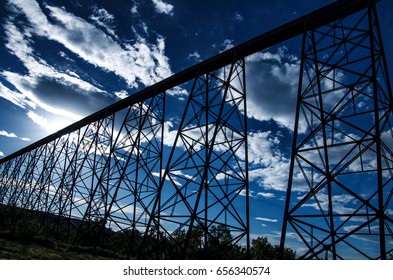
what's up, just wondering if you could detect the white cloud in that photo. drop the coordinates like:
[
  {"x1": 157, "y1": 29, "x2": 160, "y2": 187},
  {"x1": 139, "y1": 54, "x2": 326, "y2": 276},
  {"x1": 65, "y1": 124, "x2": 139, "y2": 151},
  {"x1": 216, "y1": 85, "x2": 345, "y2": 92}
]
[
  {"x1": 26, "y1": 110, "x2": 72, "y2": 134},
  {"x1": 114, "y1": 90, "x2": 129, "y2": 100},
  {"x1": 0, "y1": 129, "x2": 31, "y2": 142},
  {"x1": 89, "y1": 6, "x2": 117, "y2": 38},
  {"x1": 187, "y1": 51, "x2": 201, "y2": 62},
  {"x1": 2, "y1": 71, "x2": 84, "y2": 121},
  {"x1": 249, "y1": 160, "x2": 291, "y2": 192},
  {"x1": 47, "y1": 4, "x2": 172, "y2": 87},
  {"x1": 221, "y1": 39, "x2": 234, "y2": 51},
  {"x1": 255, "y1": 217, "x2": 278, "y2": 223},
  {"x1": 299, "y1": 193, "x2": 360, "y2": 217},
  {"x1": 257, "y1": 192, "x2": 276, "y2": 199},
  {"x1": 2, "y1": 16, "x2": 102, "y2": 119},
  {"x1": 167, "y1": 86, "x2": 188, "y2": 97},
  {"x1": 152, "y1": 168, "x2": 194, "y2": 187},
  {"x1": 236, "y1": 130, "x2": 291, "y2": 192},
  {"x1": 0, "y1": 81, "x2": 36, "y2": 109},
  {"x1": 238, "y1": 189, "x2": 256, "y2": 197},
  {"x1": 152, "y1": 0, "x2": 174, "y2": 16},
  {"x1": 0, "y1": 151, "x2": 4, "y2": 157},
  {"x1": 131, "y1": 4, "x2": 138, "y2": 15},
  {"x1": 243, "y1": 129, "x2": 316, "y2": 193},
  {"x1": 162, "y1": 121, "x2": 181, "y2": 148},
  {"x1": 0, "y1": 130, "x2": 17, "y2": 138},
  {"x1": 247, "y1": 131, "x2": 279, "y2": 166},
  {"x1": 1, "y1": 0, "x2": 184, "y2": 136},
  {"x1": 245, "y1": 47, "x2": 301, "y2": 131},
  {"x1": 7, "y1": 0, "x2": 173, "y2": 89},
  {"x1": 27, "y1": 110, "x2": 49, "y2": 130}
]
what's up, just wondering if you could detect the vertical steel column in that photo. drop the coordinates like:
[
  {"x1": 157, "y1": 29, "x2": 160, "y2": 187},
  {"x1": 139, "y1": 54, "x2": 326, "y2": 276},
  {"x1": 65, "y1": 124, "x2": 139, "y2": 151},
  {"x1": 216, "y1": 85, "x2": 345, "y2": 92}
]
[
  {"x1": 280, "y1": 24, "x2": 307, "y2": 259},
  {"x1": 242, "y1": 57, "x2": 250, "y2": 258},
  {"x1": 368, "y1": 1, "x2": 388, "y2": 260}
]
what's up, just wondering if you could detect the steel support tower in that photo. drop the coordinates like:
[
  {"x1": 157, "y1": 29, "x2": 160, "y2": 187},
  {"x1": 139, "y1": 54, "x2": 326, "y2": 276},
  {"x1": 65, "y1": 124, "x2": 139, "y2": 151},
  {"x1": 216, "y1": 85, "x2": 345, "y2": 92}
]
[
  {"x1": 0, "y1": 0, "x2": 391, "y2": 259},
  {"x1": 281, "y1": 1, "x2": 393, "y2": 259}
]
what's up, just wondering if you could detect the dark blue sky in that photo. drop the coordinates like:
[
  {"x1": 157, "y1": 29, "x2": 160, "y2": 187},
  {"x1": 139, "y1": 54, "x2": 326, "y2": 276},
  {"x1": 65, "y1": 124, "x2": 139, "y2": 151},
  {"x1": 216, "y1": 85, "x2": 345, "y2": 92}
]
[{"x1": 0, "y1": 0, "x2": 392, "y2": 255}]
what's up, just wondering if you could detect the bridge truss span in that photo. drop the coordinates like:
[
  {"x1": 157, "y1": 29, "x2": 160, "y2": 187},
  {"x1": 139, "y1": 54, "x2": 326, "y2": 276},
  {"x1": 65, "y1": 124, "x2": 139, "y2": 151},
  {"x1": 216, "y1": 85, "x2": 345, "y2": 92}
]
[
  {"x1": 0, "y1": 0, "x2": 392, "y2": 259},
  {"x1": 0, "y1": 57, "x2": 250, "y2": 259}
]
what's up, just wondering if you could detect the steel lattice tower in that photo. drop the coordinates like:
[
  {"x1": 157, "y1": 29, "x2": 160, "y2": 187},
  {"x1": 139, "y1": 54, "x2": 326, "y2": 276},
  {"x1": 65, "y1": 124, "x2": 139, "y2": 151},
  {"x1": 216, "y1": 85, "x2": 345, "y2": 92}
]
[
  {"x1": 280, "y1": 1, "x2": 393, "y2": 259},
  {"x1": 0, "y1": 58, "x2": 250, "y2": 259},
  {"x1": 0, "y1": 0, "x2": 391, "y2": 259}
]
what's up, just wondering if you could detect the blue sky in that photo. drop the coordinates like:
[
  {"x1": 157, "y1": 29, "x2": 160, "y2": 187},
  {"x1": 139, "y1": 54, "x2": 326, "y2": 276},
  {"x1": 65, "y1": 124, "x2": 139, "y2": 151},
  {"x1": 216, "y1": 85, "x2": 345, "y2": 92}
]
[{"x1": 0, "y1": 0, "x2": 392, "y2": 257}]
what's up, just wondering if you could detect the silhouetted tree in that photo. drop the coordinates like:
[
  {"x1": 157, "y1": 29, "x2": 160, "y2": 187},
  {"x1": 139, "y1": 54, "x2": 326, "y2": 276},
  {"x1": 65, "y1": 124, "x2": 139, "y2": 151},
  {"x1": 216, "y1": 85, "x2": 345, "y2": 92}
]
[
  {"x1": 251, "y1": 237, "x2": 275, "y2": 259},
  {"x1": 206, "y1": 225, "x2": 246, "y2": 259},
  {"x1": 251, "y1": 236, "x2": 295, "y2": 260}
]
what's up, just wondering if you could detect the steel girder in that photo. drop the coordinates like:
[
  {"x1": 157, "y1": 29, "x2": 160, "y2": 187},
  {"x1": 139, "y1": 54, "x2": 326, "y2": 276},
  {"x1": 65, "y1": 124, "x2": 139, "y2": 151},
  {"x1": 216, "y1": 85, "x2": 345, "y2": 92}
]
[{"x1": 281, "y1": 2, "x2": 393, "y2": 259}]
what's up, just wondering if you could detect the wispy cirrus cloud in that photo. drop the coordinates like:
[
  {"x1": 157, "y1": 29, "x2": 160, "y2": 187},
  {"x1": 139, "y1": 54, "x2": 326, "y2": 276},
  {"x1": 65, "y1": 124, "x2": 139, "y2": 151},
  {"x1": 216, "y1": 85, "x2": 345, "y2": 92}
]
[
  {"x1": 299, "y1": 193, "x2": 362, "y2": 217},
  {"x1": 7, "y1": 0, "x2": 173, "y2": 89},
  {"x1": 256, "y1": 217, "x2": 278, "y2": 223},
  {"x1": 26, "y1": 111, "x2": 50, "y2": 132},
  {"x1": 1, "y1": 0, "x2": 178, "y2": 134},
  {"x1": 257, "y1": 192, "x2": 276, "y2": 199},
  {"x1": 89, "y1": 6, "x2": 117, "y2": 39},
  {"x1": 0, "y1": 129, "x2": 31, "y2": 142},
  {"x1": 0, "y1": 130, "x2": 17, "y2": 138},
  {"x1": 0, "y1": 81, "x2": 36, "y2": 109},
  {"x1": 2, "y1": 11, "x2": 104, "y2": 120}
]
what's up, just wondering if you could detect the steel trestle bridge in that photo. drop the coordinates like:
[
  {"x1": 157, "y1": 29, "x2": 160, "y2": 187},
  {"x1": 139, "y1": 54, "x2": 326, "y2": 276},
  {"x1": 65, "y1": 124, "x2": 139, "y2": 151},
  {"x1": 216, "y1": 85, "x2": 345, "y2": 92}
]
[{"x1": 0, "y1": 0, "x2": 392, "y2": 259}]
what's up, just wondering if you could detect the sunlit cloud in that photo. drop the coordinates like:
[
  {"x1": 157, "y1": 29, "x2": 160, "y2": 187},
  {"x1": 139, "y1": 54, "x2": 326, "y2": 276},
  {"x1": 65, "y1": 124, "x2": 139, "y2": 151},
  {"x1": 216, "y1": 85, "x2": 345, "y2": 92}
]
[
  {"x1": 89, "y1": 5, "x2": 118, "y2": 39},
  {"x1": 114, "y1": 90, "x2": 129, "y2": 100},
  {"x1": 0, "y1": 129, "x2": 31, "y2": 142},
  {"x1": 7, "y1": 0, "x2": 173, "y2": 88},
  {"x1": 257, "y1": 192, "x2": 276, "y2": 199},
  {"x1": 26, "y1": 111, "x2": 49, "y2": 131},
  {"x1": 0, "y1": 130, "x2": 17, "y2": 138},
  {"x1": 0, "y1": 81, "x2": 36, "y2": 109},
  {"x1": 1, "y1": 0, "x2": 182, "y2": 136},
  {"x1": 255, "y1": 217, "x2": 279, "y2": 223},
  {"x1": 26, "y1": 110, "x2": 73, "y2": 134}
]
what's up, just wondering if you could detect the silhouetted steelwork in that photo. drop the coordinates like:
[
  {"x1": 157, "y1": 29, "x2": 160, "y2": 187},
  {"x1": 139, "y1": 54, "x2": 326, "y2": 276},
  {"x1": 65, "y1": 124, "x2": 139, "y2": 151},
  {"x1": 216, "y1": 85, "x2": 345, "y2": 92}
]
[
  {"x1": 0, "y1": 0, "x2": 391, "y2": 259},
  {"x1": 280, "y1": 1, "x2": 393, "y2": 259}
]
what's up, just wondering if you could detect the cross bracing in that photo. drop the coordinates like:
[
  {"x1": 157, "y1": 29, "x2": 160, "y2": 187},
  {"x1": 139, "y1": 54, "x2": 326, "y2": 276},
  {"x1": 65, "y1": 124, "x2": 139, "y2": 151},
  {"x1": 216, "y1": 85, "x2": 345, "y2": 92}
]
[
  {"x1": 0, "y1": 0, "x2": 392, "y2": 259},
  {"x1": 280, "y1": 0, "x2": 393, "y2": 260}
]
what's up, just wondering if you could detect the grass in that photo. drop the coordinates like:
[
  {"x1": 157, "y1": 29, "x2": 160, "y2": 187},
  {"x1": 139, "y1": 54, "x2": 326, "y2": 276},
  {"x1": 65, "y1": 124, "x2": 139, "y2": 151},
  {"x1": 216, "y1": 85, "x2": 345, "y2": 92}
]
[{"x1": 0, "y1": 231, "x2": 124, "y2": 260}]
